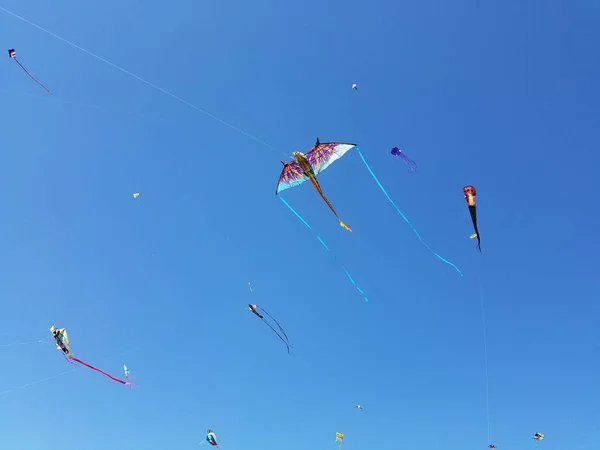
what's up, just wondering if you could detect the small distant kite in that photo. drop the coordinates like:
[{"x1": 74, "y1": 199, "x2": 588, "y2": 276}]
[
  {"x1": 533, "y1": 433, "x2": 544, "y2": 441},
  {"x1": 352, "y1": 84, "x2": 357, "y2": 90},
  {"x1": 488, "y1": 445, "x2": 497, "y2": 449},
  {"x1": 8, "y1": 49, "x2": 51, "y2": 94},
  {"x1": 336, "y1": 432, "x2": 344, "y2": 450},
  {"x1": 355, "y1": 404, "x2": 363, "y2": 409},
  {"x1": 248, "y1": 281, "x2": 252, "y2": 292},
  {"x1": 206, "y1": 429, "x2": 220, "y2": 449},
  {"x1": 391, "y1": 147, "x2": 417, "y2": 172},
  {"x1": 123, "y1": 365, "x2": 130, "y2": 379},
  {"x1": 133, "y1": 193, "x2": 140, "y2": 198},
  {"x1": 463, "y1": 185, "x2": 481, "y2": 252},
  {"x1": 50, "y1": 325, "x2": 132, "y2": 387},
  {"x1": 248, "y1": 304, "x2": 291, "y2": 353},
  {"x1": 276, "y1": 138, "x2": 353, "y2": 232}
]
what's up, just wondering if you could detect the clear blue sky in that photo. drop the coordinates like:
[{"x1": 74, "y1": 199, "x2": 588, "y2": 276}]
[{"x1": 1, "y1": 0, "x2": 598, "y2": 449}]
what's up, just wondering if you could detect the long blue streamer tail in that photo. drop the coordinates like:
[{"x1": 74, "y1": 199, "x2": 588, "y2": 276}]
[
  {"x1": 279, "y1": 196, "x2": 369, "y2": 302},
  {"x1": 355, "y1": 148, "x2": 463, "y2": 276}
]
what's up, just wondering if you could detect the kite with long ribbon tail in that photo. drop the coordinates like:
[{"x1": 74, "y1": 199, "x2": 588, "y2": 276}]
[
  {"x1": 277, "y1": 138, "x2": 461, "y2": 275},
  {"x1": 50, "y1": 325, "x2": 132, "y2": 387},
  {"x1": 277, "y1": 138, "x2": 352, "y2": 232},
  {"x1": 463, "y1": 185, "x2": 481, "y2": 252},
  {"x1": 248, "y1": 304, "x2": 292, "y2": 353},
  {"x1": 8, "y1": 49, "x2": 51, "y2": 94},
  {"x1": 391, "y1": 147, "x2": 417, "y2": 172}
]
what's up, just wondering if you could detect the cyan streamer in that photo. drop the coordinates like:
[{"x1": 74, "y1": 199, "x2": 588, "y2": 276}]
[
  {"x1": 279, "y1": 196, "x2": 369, "y2": 302},
  {"x1": 355, "y1": 148, "x2": 463, "y2": 276}
]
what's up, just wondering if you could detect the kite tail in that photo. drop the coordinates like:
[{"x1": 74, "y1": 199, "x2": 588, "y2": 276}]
[
  {"x1": 261, "y1": 319, "x2": 290, "y2": 354},
  {"x1": 400, "y1": 153, "x2": 418, "y2": 172},
  {"x1": 14, "y1": 58, "x2": 51, "y2": 94},
  {"x1": 309, "y1": 178, "x2": 351, "y2": 232},
  {"x1": 355, "y1": 148, "x2": 463, "y2": 276},
  {"x1": 469, "y1": 205, "x2": 481, "y2": 252},
  {"x1": 279, "y1": 196, "x2": 369, "y2": 302},
  {"x1": 258, "y1": 307, "x2": 291, "y2": 344},
  {"x1": 70, "y1": 356, "x2": 130, "y2": 385}
]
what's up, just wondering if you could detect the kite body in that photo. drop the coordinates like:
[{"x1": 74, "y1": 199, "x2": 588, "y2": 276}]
[
  {"x1": 352, "y1": 84, "x2": 357, "y2": 90},
  {"x1": 391, "y1": 147, "x2": 417, "y2": 172},
  {"x1": 8, "y1": 48, "x2": 51, "y2": 93},
  {"x1": 336, "y1": 432, "x2": 344, "y2": 450},
  {"x1": 276, "y1": 138, "x2": 354, "y2": 232},
  {"x1": 206, "y1": 430, "x2": 219, "y2": 449},
  {"x1": 463, "y1": 185, "x2": 481, "y2": 252},
  {"x1": 533, "y1": 433, "x2": 544, "y2": 441}
]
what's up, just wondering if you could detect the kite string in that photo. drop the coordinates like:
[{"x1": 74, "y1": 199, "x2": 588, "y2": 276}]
[
  {"x1": 355, "y1": 148, "x2": 463, "y2": 276},
  {"x1": 0, "y1": 335, "x2": 52, "y2": 347},
  {"x1": 0, "y1": 5, "x2": 288, "y2": 157},
  {"x1": 478, "y1": 261, "x2": 491, "y2": 444},
  {"x1": 279, "y1": 196, "x2": 369, "y2": 302}
]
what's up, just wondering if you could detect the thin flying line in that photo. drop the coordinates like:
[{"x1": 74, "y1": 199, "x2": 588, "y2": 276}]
[
  {"x1": 478, "y1": 266, "x2": 491, "y2": 444},
  {"x1": 0, "y1": 5, "x2": 288, "y2": 158}
]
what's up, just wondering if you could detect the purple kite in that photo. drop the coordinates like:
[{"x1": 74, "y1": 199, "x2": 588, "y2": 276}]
[{"x1": 391, "y1": 147, "x2": 417, "y2": 172}]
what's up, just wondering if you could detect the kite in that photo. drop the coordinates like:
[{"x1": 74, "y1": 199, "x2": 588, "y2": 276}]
[
  {"x1": 463, "y1": 185, "x2": 481, "y2": 252},
  {"x1": 248, "y1": 304, "x2": 291, "y2": 353},
  {"x1": 8, "y1": 49, "x2": 51, "y2": 94},
  {"x1": 352, "y1": 84, "x2": 357, "y2": 90},
  {"x1": 123, "y1": 365, "x2": 130, "y2": 379},
  {"x1": 488, "y1": 445, "x2": 497, "y2": 449},
  {"x1": 277, "y1": 138, "x2": 462, "y2": 282},
  {"x1": 50, "y1": 325, "x2": 132, "y2": 387},
  {"x1": 336, "y1": 432, "x2": 344, "y2": 450},
  {"x1": 248, "y1": 281, "x2": 252, "y2": 292},
  {"x1": 276, "y1": 138, "x2": 352, "y2": 232},
  {"x1": 206, "y1": 429, "x2": 220, "y2": 449},
  {"x1": 391, "y1": 147, "x2": 417, "y2": 172},
  {"x1": 533, "y1": 433, "x2": 544, "y2": 441},
  {"x1": 133, "y1": 193, "x2": 140, "y2": 198},
  {"x1": 355, "y1": 405, "x2": 363, "y2": 409}
]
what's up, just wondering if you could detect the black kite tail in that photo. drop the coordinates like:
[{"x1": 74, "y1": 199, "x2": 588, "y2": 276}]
[{"x1": 469, "y1": 205, "x2": 481, "y2": 252}]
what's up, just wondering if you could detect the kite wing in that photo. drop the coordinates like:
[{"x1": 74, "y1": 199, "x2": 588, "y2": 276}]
[
  {"x1": 276, "y1": 161, "x2": 310, "y2": 194},
  {"x1": 304, "y1": 141, "x2": 357, "y2": 176}
]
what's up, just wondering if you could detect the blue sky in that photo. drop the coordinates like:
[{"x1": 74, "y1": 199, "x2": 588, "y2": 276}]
[{"x1": 0, "y1": 0, "x2": 598, "y2": 449}]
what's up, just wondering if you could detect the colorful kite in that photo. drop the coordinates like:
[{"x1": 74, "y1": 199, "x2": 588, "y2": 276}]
[
  {"x1": 391, "y1": 147, "x2": 417, "y2": 172},
  {"x1": 336, "y1": 432, "x2": 344, "y2": 450},
  {"x1": 488, "y1": 445, "x2": 497, "y2": 449},
  {"x1": 50, "y1": 325, "x2": 132, "y2": 386},
  {"x1": 206, "y1": 429, "x2": 220, "y2": 449},
  {"x1": 355, "y1": 404, "x2": 363, "y2": 409},
  {"x1": 8, "y1": 49, "x2": 51, "y2": 93},
  {"x1": 277, "y1": 138, "x2": 462, "y2": 281},
  {"x1": 463, "y1": 185, "x2": 481, "y2": 252},
  {"x1": 276, "y1": 138, "x2": 352, "y2": 232},
  {"x1": 132, "y1": 193, "x2": 140, "y2": 199},
  {"x1": 123, "y1": 365, "x2": 130, "y2": 379},
  {"x1": 533, "y1": 433, "x2": 544, "y2": 441},
  {"x1": 249, "y1": 304, "x2": 291, "y2": 354}
]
